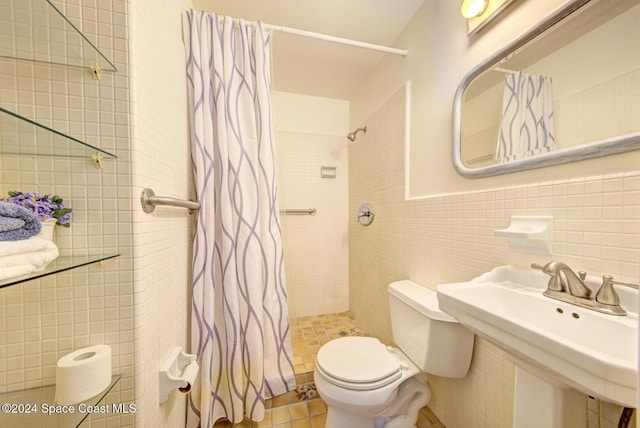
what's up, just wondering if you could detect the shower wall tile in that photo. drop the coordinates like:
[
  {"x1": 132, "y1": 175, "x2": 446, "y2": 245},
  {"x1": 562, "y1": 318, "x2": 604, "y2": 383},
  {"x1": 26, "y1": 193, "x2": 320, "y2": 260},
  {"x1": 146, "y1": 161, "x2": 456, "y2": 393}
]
[
  {"x1": 349, "y1": 85, "x2": 640, "y2": 428},
  {"x1": 555, "y1": 68, "x2": 640, "y2": 147},
  {"x1": 276, "y1": 131, "x2": 349, "y2": 318},
  {"x1": 0, "y1": 0, "x2": 133, "y2": 426}
]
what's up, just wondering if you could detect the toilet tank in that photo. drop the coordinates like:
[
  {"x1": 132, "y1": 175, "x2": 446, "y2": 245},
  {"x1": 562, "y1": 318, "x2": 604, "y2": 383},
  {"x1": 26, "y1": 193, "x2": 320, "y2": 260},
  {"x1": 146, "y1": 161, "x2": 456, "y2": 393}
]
[{"x1": 388, "y1": 280, "x2": 474, "y2": 378}]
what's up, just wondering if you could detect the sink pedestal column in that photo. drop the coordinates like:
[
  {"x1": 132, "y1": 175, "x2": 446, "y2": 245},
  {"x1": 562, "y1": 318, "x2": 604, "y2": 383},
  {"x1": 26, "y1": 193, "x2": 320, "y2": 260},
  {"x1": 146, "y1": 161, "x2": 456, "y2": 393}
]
[{"x1": 513, "y1": 366, "x2": 587, "y2": 428}]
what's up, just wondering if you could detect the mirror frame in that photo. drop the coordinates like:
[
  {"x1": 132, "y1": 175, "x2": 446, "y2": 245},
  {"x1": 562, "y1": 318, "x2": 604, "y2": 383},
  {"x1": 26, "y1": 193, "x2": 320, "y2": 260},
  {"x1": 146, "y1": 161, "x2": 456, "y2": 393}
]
[{"x1": 453, "y1": 0, "x2": 640, "y2": 178}]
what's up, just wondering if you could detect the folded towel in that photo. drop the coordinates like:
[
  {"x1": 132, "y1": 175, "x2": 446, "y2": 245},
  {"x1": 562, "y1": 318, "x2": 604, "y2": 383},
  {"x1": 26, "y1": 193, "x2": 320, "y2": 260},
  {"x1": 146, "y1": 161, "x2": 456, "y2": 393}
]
[
  {"x1": 0, "y1": 217, "x2": 25, "y2": 232},
  {"x1": 0, "y1": 238, "x2": 58, "y2": 261},
  {"x1": 0, "y1": 265, "x2": 37, "y2": 281},
  {"x1": 0, "y1": 239, "x2": 59, "y2": 281},
  {"x1": 0, "y1": 202, "x2": 41, "y2": 241}
]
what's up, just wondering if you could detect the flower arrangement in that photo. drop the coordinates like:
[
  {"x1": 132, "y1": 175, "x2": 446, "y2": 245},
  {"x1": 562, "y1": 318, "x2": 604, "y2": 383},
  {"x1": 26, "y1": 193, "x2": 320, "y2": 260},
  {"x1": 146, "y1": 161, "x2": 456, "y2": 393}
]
[{"x1": 1, "y1": 191, "x2": 72, "y2": 227}]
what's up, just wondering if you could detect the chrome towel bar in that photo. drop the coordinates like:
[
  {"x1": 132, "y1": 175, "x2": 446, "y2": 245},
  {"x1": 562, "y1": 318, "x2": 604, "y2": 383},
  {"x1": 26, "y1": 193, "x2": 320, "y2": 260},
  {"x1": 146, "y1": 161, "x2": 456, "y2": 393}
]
[
  {"x1": 279, "y1": 208, "x2": 316, "y2": 216},
  {"x1": 141, "y1": 188, "x2": 200, "y2": 214}
]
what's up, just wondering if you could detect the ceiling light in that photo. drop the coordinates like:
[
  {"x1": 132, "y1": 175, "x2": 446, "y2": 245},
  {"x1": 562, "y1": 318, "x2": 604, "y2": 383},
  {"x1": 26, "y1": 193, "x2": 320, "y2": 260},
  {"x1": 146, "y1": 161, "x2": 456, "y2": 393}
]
[{"x1": 461, "y1": 0, "x2": 489, "y2": 18}]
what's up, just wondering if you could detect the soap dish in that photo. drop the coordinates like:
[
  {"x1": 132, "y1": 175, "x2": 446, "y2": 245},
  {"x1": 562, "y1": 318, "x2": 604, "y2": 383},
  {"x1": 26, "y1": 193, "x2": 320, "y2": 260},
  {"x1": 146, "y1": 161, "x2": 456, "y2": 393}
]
[{"x1": 494, "y1": 216, "x2": 553, "y2": 254}]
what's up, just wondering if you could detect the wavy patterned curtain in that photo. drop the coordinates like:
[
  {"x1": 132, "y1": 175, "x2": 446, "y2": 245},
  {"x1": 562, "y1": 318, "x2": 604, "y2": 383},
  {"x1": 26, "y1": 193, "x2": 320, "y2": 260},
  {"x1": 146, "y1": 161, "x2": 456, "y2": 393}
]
[
  {"x1": 496, "y1": 71, "x2": 556, "y2": 162},
  {"x1": 183, "y1": 10, "x2": 295, "y2": 427}
]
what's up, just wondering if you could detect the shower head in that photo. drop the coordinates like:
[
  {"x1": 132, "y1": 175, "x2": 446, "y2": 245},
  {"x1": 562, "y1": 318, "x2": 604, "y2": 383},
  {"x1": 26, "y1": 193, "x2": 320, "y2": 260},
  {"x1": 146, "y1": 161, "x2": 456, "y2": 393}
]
[{"x1": 347, "y1": 126, "x2": 367, "y2": 142}]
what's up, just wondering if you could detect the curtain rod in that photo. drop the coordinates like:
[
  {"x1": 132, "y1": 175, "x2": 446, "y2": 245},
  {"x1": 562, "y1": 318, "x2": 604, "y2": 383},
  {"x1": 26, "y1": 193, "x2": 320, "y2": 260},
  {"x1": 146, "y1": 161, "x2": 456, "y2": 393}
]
[
  {"x1": 493, "y1": 67, "x2": 517, "y2": 74},
  {"x1": 259, "y1": 22, "x2": 408, "y2": 57}
]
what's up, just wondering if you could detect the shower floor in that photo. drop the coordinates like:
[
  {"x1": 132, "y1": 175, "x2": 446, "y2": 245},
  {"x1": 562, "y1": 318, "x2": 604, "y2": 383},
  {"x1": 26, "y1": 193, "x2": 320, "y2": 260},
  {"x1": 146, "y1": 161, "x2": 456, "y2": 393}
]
[
  {"x1": 213, "y1": 312, "x2": 443, "y2": 428},
  {"x1": 291, "y1": 311, "x2": 364, "y2": 375}
]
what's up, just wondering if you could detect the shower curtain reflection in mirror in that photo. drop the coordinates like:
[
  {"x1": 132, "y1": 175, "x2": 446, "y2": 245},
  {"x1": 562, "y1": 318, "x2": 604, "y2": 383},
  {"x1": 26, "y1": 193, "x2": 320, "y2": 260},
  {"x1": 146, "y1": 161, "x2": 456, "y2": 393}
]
[
  {"x1": 183, "y1": 10, "x2": 295, "y2": 427},
  {"x1": 495, "y1": 71, "x2": 556, "y2": 162}
]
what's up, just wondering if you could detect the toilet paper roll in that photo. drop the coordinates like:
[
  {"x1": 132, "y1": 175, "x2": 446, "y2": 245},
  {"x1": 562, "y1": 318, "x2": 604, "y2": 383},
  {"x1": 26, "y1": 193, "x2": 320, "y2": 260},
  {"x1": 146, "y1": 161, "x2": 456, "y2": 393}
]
[
  {"x1": 55, "y1": 345, "x2": 112, "y2": 405},
  {"x1": 177, "y1": 362, "x2": 200, "y2": 393}
]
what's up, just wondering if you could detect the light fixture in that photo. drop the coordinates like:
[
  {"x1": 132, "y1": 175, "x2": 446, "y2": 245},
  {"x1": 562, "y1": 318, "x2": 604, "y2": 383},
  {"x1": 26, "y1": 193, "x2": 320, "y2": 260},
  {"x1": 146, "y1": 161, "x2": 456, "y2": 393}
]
[{"x1": 461, "y1": 0, "x2": 489, "y2": 18}]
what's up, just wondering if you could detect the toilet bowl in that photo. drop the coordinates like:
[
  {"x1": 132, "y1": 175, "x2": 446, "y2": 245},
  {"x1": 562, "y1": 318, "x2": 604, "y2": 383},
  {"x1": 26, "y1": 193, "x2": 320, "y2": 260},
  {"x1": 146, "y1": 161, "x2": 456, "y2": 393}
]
[
  {"x1": 314, "y1": 280, "x2": 474, "y2": 428},
  {"x1": 314, "y1": 337, "x2": 430, "y2": 428}
]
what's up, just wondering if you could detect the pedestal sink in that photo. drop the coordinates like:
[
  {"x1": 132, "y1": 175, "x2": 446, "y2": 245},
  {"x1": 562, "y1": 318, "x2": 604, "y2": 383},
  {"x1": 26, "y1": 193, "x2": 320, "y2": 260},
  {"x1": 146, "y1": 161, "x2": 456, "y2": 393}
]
[{"x1": 437, "y1": 265, "x2": 638, "y2": 428}]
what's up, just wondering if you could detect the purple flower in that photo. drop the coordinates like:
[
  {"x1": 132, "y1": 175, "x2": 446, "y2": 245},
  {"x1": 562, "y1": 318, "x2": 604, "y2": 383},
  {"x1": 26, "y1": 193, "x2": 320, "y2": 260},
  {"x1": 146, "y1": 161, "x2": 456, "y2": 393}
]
[{"x1": 1, "y1": 191, "x2": 72, "y2": 227}]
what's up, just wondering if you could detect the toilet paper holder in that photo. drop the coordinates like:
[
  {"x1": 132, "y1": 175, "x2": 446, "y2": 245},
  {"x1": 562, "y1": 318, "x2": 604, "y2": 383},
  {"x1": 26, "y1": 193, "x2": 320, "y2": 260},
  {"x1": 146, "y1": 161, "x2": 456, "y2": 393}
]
[{"x1": 159, "y1": 347, "x2": 199, "y2": 403}]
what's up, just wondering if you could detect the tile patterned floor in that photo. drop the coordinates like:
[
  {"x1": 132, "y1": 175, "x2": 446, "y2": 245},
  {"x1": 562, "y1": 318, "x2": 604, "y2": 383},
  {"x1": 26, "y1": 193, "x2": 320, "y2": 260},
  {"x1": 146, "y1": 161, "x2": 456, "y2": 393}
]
[
  {"x1": 213, "y1": 312, "x2": 444, "y2": 428},
  {"x1": 212, "y1": 395, "x2": 327, "y2": 428},
  {"x1": 291, "y1": 312, "x2": 364, "y2": 375}
]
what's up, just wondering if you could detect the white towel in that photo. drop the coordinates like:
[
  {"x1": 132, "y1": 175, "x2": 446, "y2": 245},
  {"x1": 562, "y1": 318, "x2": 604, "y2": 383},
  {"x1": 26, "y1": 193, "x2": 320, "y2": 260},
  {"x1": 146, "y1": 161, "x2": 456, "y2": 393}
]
[
  {"x1": 0, "y1": 265, "x2": 37, "y2": 281},
  {"x1": 0, "y1": 238, "x2": 59, "y2": 280}
]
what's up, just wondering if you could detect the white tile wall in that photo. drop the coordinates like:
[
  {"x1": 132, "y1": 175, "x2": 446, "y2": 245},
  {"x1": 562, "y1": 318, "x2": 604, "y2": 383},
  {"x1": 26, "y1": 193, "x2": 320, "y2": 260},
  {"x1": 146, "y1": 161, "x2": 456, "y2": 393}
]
[
  {"x1": 276, "y1": 131, "x2": 349, "y2": 318},
  {"x1": 127, "y1": 0, "x2": 193, "y2": 426},
  {"x1": 349, "y1": 84, "x2": 640, "y2": 428},
  {"x1": 0, "y1": 1, "x2": 134, "y2": 427}
]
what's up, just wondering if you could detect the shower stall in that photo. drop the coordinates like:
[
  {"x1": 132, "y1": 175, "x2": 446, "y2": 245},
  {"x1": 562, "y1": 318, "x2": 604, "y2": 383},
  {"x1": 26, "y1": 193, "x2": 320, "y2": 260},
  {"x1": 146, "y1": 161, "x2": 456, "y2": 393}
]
[{"x1": 274, "y1": 101, "x2": 351, "y2": 319}]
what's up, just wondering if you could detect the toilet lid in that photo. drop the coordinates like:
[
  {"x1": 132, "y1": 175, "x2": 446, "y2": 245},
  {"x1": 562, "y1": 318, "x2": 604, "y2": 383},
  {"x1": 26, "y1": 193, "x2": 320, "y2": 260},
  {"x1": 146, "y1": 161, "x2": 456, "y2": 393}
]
[{"x1": 316, "y1": 337, "x2": 401, "y2": 388}]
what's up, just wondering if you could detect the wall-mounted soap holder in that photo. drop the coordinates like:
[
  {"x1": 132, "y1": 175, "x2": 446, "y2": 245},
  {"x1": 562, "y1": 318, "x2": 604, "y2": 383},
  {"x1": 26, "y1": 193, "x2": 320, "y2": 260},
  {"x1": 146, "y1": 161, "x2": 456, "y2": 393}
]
[{"x1": 494, "y1": 216, "x2": 553, "y2": 254}]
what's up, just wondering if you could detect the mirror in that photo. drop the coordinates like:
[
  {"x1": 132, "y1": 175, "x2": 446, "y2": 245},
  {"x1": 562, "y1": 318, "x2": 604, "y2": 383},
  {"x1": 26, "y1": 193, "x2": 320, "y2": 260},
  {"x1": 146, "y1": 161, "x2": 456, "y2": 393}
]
[{"x1": 453, "y1": 0, "x2": 640, "y2": 178}]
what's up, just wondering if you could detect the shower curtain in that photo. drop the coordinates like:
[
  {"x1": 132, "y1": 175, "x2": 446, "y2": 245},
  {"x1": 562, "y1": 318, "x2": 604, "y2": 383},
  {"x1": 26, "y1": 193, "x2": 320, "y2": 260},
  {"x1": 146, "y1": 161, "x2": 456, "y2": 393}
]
[
  {"x1": 496, "y1": 71, "x2": 556, "y2": 162},
  {"x1": 183, "y1": 10, "x2": 295, "y2": 427}
]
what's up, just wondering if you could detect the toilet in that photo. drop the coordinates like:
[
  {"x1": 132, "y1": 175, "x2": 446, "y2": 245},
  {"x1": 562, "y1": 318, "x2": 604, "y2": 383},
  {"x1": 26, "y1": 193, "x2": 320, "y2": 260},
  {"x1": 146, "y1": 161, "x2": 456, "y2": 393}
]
[{"x1": 314, "y1": 280, "x2": 474, "y2": 428}]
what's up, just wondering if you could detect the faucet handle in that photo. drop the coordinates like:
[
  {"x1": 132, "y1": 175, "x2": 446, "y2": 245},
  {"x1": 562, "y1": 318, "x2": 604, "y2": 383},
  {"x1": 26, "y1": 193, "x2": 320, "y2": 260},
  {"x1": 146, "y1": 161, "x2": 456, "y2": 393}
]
[
  {"x1": 596, "y1": 274, "x2": 640, "y2": 303},
  {"x1": 595, "y1": 275, "x2": 620, "y2": 306},
  {"x1": 605, "y1": 276, "x2": 639, "y2": 290},
  {"x1": 578, "y1": 271, "x2": 587, "y2": 281}
]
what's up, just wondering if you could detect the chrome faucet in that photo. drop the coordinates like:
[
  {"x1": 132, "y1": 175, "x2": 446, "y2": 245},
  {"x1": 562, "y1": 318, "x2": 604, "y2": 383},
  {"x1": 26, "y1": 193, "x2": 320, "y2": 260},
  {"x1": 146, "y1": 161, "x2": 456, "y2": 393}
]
[
  {"x1": 532, "y1": 261, "x2": 592, "y2": 298},
  {"x1": 531, "y1": 261, "x2": 639, "y2": 316}
]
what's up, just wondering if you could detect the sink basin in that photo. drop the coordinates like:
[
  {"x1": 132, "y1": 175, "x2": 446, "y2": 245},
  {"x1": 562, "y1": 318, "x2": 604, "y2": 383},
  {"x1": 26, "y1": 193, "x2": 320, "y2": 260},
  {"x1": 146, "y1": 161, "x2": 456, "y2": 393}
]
[{"x1": 437, "y1": 265, "x2": 638, "y2": 408}]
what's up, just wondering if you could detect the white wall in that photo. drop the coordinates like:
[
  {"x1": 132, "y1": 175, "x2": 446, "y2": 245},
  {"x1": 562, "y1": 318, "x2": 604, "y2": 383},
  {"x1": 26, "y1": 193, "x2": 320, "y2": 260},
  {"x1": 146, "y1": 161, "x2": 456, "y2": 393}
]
[
  {"x1": 128, "y1": 0, "x2": 194, "y2": 426},
  {"x1": 273, "y1": 92, "x2": 350, "y2": 317},
  {"x1": 273, "y1": 92, "x2": 349, "y2": 135}
]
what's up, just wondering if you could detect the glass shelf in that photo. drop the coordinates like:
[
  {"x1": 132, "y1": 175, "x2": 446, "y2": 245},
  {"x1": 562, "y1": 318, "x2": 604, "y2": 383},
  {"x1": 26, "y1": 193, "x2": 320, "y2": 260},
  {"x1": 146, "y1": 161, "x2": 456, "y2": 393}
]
[
  {"x1": 0, "y1": 107, "x2": 117, "y2": 159},
  {"x1": 0, "y1": 375, "x2": 120, "y2": 428},
  {"x1": 0, "y1": 0, "x2": 117, "y2": 72},
  {"x1": 0, "y1": 253, "x2": 120, "y2": 288}
]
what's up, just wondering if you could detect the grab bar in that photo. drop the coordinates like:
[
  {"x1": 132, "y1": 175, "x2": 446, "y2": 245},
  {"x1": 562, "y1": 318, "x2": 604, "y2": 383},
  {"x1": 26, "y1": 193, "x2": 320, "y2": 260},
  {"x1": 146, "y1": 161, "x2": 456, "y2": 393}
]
[
  {"x1": 141, "y1": 188, "x2": 200, "y2": 214},
  {"x1": 279, "y1": 208, "x2": 316, "y2": 216},
  {"x1": 140, "y1": 189, "x2": 314, "y2": 217}
]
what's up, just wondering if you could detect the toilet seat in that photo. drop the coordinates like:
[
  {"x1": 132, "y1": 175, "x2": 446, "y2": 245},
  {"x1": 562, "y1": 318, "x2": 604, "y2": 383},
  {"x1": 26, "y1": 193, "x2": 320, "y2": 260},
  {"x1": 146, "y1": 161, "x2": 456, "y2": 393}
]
[{"x1": 316, "y1": 337, "x2": 402, "y2": 391}]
